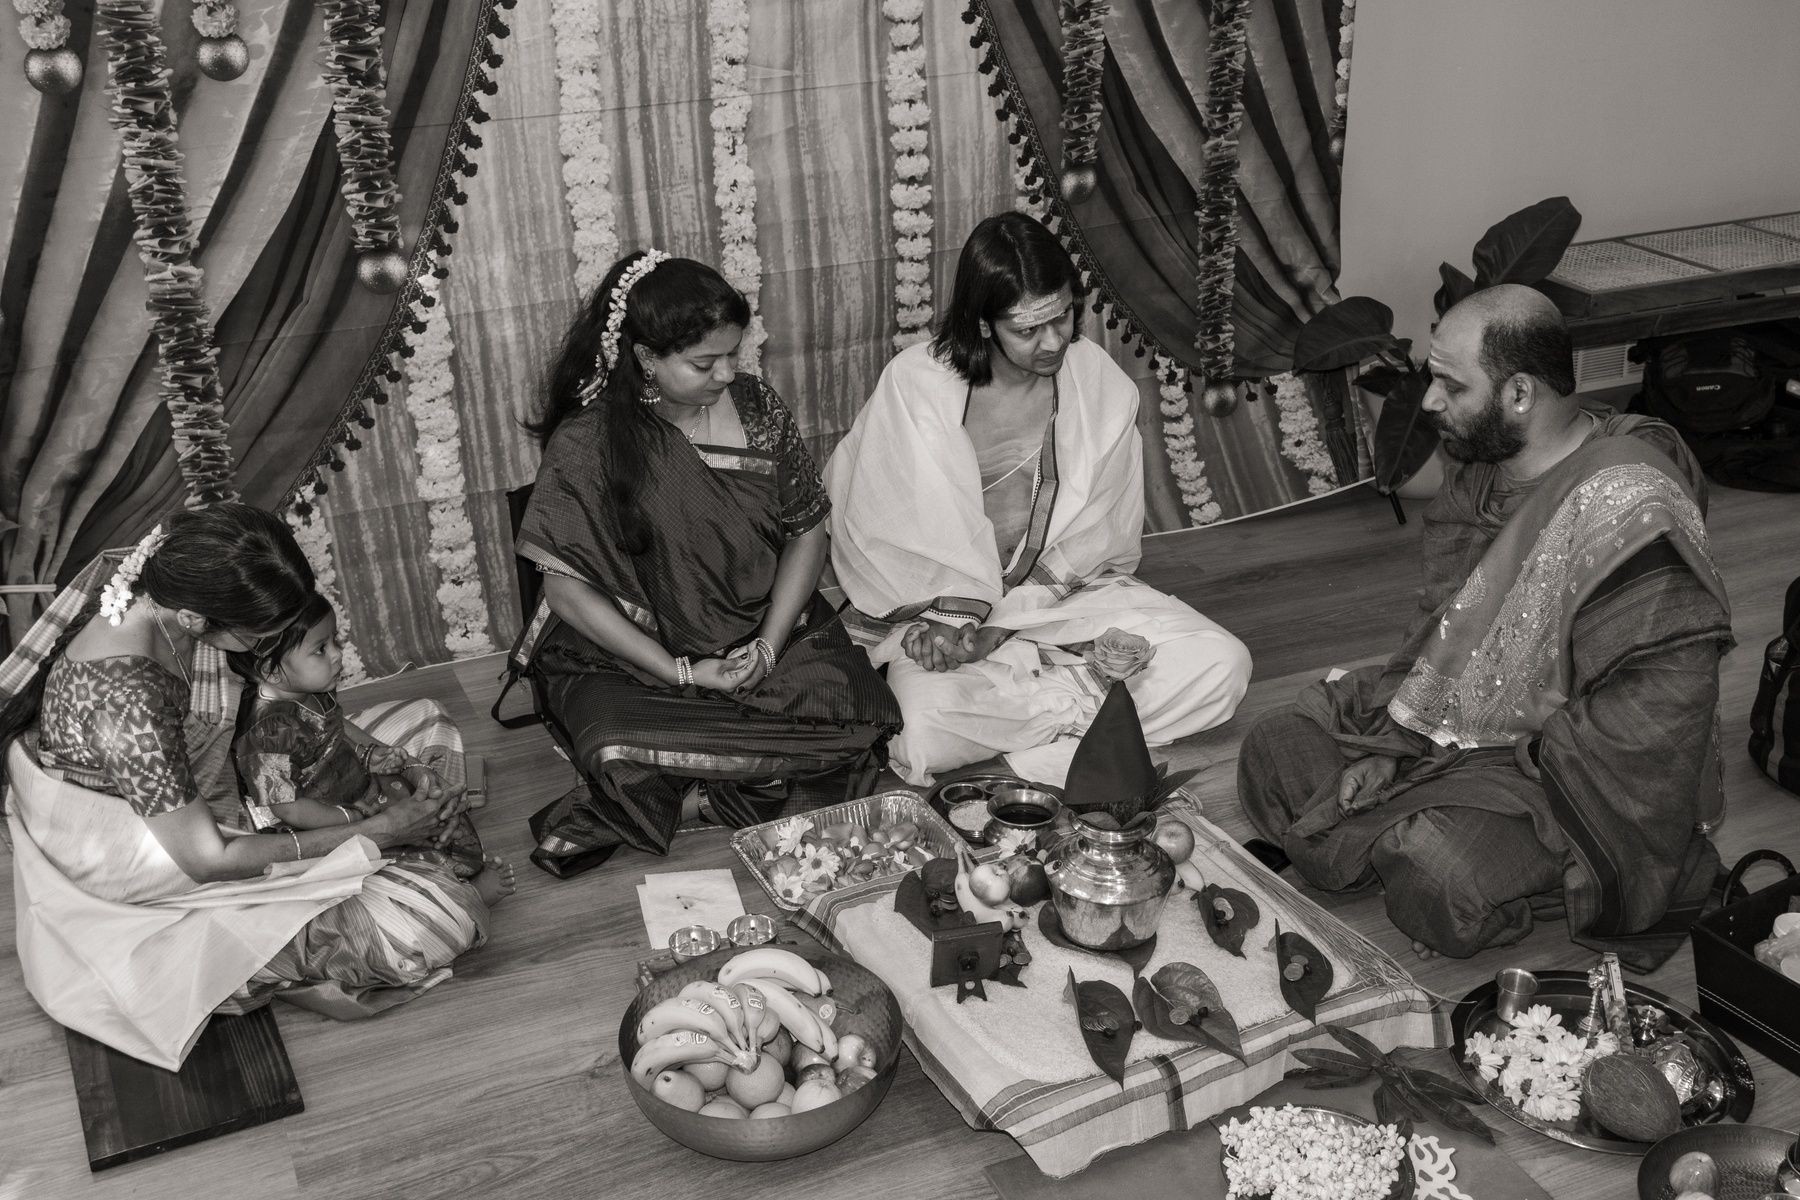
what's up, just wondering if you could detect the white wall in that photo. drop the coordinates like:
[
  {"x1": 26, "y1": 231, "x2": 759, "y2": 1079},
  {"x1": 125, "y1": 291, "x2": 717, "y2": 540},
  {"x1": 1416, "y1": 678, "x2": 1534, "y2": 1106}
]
[{"x1": 1337, "y1": 0, "x2": 1800, "y2": 349}]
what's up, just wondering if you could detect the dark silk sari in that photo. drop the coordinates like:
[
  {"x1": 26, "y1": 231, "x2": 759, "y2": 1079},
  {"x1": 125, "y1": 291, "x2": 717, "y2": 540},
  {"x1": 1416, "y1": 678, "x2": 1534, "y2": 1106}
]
[{"x1": 514, "y1": 375, "x2": 900, "y2": 877}]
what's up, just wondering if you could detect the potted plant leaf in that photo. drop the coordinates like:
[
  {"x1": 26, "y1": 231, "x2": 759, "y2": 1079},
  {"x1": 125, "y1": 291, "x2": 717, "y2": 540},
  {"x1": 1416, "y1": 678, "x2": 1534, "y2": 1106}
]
[{"x1": 1290, "y1": 197, "x2": 1584, "y2": 503}]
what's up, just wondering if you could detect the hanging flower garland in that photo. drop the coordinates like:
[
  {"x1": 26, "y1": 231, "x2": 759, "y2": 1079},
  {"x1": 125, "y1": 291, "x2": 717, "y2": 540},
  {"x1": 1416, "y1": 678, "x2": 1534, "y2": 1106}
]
[
  {"x1": 552, "y1": 0, "x2": 619, "y2": 295},
  {"x1": 16, "y1": 0, "x2": 81, "y2": 93},
  {"x1": 1155, "y1": 354, "x2": 1223, "y2": 525},
  {"x1": 707, "y1": 0, "x2": 765, "y2": 372},
  {"x1": 319, "y1": 0, "x2": 407, "y2": 293},
  {"x1": 1328, "y1": 0, "x2": 1355, "y2": 161},
  {"x1": 883, "y1": 0, "x2": 933, "y2": 351},
  {"x1": 287, "y1": 0, "x2": 511, "y2": 505},
  {"x1": 1055, "y1": 0, "x2": 1106, "y2": 203},
  {"x1": 402, "y1": 271, "x2": 496, "y2": 659},
  {"x1": 98, "y1": 0, "x2": 239, "y2": 507},
  {"x1": 190, "y1": 0, "x2": 248, "y2": 81},
  {"x1": 1272, "y1": 371, "x2": 1337, "y2": 496},
  {"x1": 1194, "y1": 0, "x2": 1250, "y2": 417},
  {"x1": 285, "y1": 486, "x2": 367, "y2": 685}
]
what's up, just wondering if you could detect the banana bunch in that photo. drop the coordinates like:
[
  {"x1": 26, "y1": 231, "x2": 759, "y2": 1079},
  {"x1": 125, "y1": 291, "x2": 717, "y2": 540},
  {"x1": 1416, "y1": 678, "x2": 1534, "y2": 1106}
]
[
  {"x1": 630, "y1": 1029, "x2": 753, "y2": 1088},
  {"x1": 714, "y1": 948, "x2": 840, "y2": 1060}
]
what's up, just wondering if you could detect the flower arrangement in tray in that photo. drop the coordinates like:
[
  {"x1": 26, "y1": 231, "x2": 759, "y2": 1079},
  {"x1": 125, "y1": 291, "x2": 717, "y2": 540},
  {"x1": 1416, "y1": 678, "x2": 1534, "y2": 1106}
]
[
  {"x1": 1463, "y1": 1003, "x2": 1621, "y2": 1123},
  {"x1": 759, "y1": 814, "x2": 928, "y2": 906},
  {"x1": 1219, "y1": 1105, "x2": 1409, "y2": 1200}
]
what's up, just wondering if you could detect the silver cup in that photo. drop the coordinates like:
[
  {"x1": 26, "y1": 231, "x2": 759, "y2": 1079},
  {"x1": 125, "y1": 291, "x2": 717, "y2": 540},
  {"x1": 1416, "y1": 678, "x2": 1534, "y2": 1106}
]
[
  {"x1": 668, "y1": 925, "x2": 723, "y2": 963},
  {"x1": 1494, "y1": 967, "x2": 1540, "y2": 1022},
  {"x1": 726, "y1": 913, "x2": 777, "y2": 947}
]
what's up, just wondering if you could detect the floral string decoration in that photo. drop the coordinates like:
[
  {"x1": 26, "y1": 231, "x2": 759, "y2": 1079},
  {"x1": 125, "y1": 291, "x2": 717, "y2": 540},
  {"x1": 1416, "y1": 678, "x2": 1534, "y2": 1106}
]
[
  {"x1": 98, "y1": 525, "x2": 165, "y2": 626},
  {"x1": 1273, "y1": 371, "x2": 1337, "y2": 496},
  {"x1": 1155, "y1": 353, "x2": 1224, "y2": 525},
  {"x1": 17, "y1": 0, "x2": 81, "y2": 93},
  {"x1": 319, "y1": 0, "x2": 407, "y2": 293},
  {"x1": 1329, "y1": 0, "x2": 1355, "y2": 162},
  {"x1": 1194, "y1": 0, "x2": 1250, "y2": 418},
  {"x1": 552, "y1": 0, "x2": 619, "y2": 295},
  {"x1": 707, "y1": 0, "x2": 765, "y2": 373},
  {"x1": 402, "y1": 271, "x2": 496, "y2": 659},
  {"x1": 583, "y1": 249, "x2": 671, "y2": 406},
  {"x1": 99, "y1": 0, "x2": 239, "y2": 506},
  {"x1": 190, "y1": 0, "x2": 247, "y2": 80},
  {"x1": 284, "y1": 488, "x2": 367, "y2": 684},
  {"x1": 883, "y1": 0, "x2": 933, "y2": 351},
  {"x1": 1055, "y1": 0, "x2": 1106, "y2": 203}
]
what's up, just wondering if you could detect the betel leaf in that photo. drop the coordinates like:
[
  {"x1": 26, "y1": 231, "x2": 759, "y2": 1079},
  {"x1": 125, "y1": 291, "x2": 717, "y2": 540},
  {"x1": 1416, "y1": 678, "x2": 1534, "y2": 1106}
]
[
  {"x1": 1469, "y1": 195, "x2": 1582, "y2": 287},
  {"x1": 1271, "y1": 921, "x2": 1333, "y2": 1023},
  {"x1": 1148, "y1": 963, "x2": 1246, "y2": 1063},
  {"x1": 1432, "y1": 262, "x2": 1477, "y2": 317},
  {"x1": 1324, "y1": 1023, "x2": 1386, "y2": 1067},
  {"x1": 1197, "y1": 884, "x2": 1260, "y2": 957},
  {"x1": 1134, "y1": 975, "x2": 1248, "y2": 1063},
  {"x1": 1290, "y1": 296, "x2": 1402, "y2": 372},
  {"x1": 1371, "y1": 365, "x2": 1438, "y2": 494},
  {"x1": 1065, "y1": 969, "x2": 1138, "y2": 1086}
]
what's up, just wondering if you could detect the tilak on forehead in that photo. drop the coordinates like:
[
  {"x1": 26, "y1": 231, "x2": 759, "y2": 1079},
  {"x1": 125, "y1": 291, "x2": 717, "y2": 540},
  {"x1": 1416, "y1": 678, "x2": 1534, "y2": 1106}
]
[{"x1": 1002, "y1": 291, "x2": 1071, "y2": 327}]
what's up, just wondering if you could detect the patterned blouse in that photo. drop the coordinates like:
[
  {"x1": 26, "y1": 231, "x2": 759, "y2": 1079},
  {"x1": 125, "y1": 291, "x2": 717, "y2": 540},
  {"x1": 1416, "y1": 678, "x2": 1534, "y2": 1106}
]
[
  {"x1": 234, "y1": 696, "x2": 388, "y2": 830},
  {"x1": 38, "y1": 655, "x2": 195, "y2": 818}
]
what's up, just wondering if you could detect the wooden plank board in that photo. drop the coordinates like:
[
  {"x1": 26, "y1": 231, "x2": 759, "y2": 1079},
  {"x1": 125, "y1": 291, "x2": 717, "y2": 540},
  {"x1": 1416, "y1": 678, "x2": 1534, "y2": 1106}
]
[{"x1": 64, "y1": 1008, "x2": 303, "y2": 1172}]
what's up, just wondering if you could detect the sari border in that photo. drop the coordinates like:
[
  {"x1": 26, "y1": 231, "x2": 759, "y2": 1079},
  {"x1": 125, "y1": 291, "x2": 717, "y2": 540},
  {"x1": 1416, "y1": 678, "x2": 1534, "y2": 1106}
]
[{"x1": 1002, "y1": 378, "x2": 1060, "y2": 591}]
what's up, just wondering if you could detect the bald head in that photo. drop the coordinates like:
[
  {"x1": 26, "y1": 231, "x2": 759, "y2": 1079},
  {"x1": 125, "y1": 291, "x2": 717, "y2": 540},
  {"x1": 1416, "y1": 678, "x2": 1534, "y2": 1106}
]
[{"x1": 1439, "y1": 284, "x2": 1576, "y2": 400}]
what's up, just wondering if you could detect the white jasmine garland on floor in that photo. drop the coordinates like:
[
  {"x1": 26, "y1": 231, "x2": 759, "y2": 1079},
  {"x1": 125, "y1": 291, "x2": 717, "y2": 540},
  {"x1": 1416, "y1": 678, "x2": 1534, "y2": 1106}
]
[
  {"x1": 1219, "y1": 1104, "x2": 1407, "y2": 1200},
  {"x1": 1155, "y1": 354, "x2": 1224, "y2": 525},
  {"x1": 285, "y1": 484, "x2": 367, "y2": 685},
  {"x1": 403, "y1": 271, "x2": 497, "y2": 660},
  {"x1": 551, "y1": 0, "x2": 618, "y2": 294},
  {"x1": 1273, "y1": 371, "x2": 1337, "y2": 496},
  {"x1": 708, "y1": 0, "x2": 765, "y2": 372},
  {"x1": 883, "y1": 0, "x2": 933, "y2": 351}
]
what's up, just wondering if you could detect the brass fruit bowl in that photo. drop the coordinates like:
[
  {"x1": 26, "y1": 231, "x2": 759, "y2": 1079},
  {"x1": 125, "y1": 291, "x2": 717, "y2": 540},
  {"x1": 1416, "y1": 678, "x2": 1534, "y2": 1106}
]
[{"x1": 617, "y1": 942, "x2": 903, "y2": 1161}]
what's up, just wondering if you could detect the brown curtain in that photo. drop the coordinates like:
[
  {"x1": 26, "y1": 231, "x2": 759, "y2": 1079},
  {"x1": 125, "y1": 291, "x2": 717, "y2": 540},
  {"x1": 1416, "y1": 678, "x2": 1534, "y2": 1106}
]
[{"x1": 974, "y1": 0, "x2": 1345, "y2": 376}]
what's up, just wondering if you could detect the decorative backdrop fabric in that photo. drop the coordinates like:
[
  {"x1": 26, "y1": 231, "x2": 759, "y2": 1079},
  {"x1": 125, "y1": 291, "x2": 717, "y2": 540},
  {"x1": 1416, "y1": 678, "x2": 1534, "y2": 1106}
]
[{"x1": 1, "y1": 1, "x2": 1364, "y2": 673}]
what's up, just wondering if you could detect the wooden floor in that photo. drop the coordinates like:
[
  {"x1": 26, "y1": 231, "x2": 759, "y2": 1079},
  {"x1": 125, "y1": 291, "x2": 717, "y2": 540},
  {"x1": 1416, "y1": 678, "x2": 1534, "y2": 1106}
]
[{"x1": 2, "y1": 482, "x2": 1796, "y2": 1200}]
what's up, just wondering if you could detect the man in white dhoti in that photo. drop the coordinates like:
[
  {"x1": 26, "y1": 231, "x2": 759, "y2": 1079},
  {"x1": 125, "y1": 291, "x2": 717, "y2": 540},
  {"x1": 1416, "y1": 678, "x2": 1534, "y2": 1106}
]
[{"x1": 825, "y1": 213, "x2": 1251, "y2": 785}]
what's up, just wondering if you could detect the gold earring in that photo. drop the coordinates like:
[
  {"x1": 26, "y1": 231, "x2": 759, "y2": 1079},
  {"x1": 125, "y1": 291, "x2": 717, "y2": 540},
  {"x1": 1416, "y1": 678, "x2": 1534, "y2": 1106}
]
[
  {"x1": 640, "y1": 367, "x2": 662, "y2": 406},
  {"x1": 979, "y1": 320, "x2": 993, "y2": 339}
]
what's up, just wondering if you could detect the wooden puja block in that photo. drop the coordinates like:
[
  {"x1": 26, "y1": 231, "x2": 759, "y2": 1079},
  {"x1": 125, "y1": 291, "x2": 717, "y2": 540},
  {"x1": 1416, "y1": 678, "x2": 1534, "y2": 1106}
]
[{"x1": 64, "y1": 1007, "x2": 303, "y2": 1171}]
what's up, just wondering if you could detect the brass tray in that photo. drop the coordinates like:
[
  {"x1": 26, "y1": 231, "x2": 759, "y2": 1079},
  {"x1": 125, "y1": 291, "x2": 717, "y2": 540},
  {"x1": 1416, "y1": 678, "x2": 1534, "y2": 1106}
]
[{"x1": 1450, "y1": 971, "x2": 1755, "y2": 1155}]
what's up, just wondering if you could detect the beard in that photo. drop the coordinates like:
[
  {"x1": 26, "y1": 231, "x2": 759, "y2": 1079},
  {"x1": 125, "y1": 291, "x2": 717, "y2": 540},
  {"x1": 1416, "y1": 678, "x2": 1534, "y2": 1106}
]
[{"x1": 1435, "y1": 393, "x2": 1526, "y2": 464}]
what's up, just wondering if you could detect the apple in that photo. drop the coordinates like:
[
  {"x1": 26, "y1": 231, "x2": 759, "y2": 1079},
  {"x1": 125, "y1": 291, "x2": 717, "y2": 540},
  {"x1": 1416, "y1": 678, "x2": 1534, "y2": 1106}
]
[
  {"x1": 969, "y1": 861, "x2": 1013, "y2": 905},
  {"x1": 1002, "y1": 855, "x2": 1051, "y2": 906},
  {"x1": 1153, "y1": 816, "x2": 1196, "y2": 864}
]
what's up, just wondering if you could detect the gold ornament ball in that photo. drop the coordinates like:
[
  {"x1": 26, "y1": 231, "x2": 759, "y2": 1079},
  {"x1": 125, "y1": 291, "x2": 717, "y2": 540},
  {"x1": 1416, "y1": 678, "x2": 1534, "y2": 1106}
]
[
  {"x1": 1060, "y1": 162, "x2": 1099, "y2": 205},
  {"x1": 357, "y1": 249, "x2": 410, "y2": 294},
  {"x1": 1201, "y1": 381, "x2": 1241, "y2": 417},
  {"x1": 24, "y1": 47, "x2": 83, "y2": 95},
  {"x1": 197, "y1": 35, "x2": 250, "y2": 82}
]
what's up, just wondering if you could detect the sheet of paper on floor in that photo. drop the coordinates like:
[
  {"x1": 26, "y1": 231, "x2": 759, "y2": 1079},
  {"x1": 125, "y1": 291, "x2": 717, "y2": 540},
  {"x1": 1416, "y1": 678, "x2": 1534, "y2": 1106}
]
[{"x1": 637, "y1": 869, "x2": 746, "y2": 949}]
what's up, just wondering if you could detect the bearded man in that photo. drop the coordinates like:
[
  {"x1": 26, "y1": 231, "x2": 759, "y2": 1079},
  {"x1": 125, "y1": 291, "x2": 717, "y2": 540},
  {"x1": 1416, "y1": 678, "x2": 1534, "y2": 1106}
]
[{"x1": 1237, "y1": 285, "x2": 1730, "y2": 968}]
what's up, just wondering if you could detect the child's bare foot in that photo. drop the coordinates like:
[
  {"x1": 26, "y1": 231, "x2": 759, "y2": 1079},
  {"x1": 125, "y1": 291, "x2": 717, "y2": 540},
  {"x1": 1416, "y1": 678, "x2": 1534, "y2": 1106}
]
[
  {"x1": 475, "y1": 853, "x2": 517, "y2": 906},
  {"x1": 1411, "y1": 939, "x2": 1440, "y2": 961}
]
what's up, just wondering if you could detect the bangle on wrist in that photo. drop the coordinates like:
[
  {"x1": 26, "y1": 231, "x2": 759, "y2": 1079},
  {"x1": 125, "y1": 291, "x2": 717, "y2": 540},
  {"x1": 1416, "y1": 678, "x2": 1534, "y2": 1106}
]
[
  {"x1": 673, "y1": 655, "x2": 693, "y2": 687},
  {"x1": 751, "y1": 636, "x2": 776, "y2": 675},
  {"x1": 289, "y1": 830, "x2": 303, "y2": 862},
  {"x1": 338, "y1": 805, "x2": 355, "y2": 826}
]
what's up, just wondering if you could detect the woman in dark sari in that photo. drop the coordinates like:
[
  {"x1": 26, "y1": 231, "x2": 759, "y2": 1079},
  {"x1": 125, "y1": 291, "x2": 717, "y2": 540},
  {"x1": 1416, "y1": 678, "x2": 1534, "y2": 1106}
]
[{"x1": 515, "y1": 251, "x2": 901, "y2": 878}]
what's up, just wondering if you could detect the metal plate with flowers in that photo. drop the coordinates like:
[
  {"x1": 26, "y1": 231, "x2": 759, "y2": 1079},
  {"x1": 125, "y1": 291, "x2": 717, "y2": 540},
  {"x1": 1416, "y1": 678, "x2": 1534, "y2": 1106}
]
[
  {"x1": 731, "y1": 791, "x2": 962, "y2": 912},
  {"x1": 1450, "y1": 971, "x2": 1754, "y2": 1155}
]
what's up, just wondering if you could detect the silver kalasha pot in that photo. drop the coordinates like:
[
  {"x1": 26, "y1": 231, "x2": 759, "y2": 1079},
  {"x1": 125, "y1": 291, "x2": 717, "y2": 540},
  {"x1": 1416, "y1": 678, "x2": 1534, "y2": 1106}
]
[{"x1": 1047, "y1": 811, "x2": 1175, "y2": 950}]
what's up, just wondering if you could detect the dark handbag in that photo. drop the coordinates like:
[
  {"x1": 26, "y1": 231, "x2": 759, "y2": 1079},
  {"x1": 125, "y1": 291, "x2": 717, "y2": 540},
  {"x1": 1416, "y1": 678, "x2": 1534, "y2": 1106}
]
[
  {"x1": 1748, "y1": 574, "x2": 1800, "y2": 794},
  {"x1": 1691, "y1": 849, "x2": 1800, "y2": 1074}
]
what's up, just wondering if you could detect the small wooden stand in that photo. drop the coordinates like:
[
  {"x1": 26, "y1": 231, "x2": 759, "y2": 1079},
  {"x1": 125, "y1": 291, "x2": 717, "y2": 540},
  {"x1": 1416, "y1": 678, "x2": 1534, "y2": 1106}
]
[{"x1": 64, "y1": 1007, "x2": 303, "y2": 1172}]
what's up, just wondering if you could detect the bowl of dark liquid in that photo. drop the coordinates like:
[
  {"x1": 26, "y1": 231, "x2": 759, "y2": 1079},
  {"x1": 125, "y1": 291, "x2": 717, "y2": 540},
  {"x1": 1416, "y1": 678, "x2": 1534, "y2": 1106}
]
[{"x1": 982, "y1": 787, "x2": 1061, "y2": 855}]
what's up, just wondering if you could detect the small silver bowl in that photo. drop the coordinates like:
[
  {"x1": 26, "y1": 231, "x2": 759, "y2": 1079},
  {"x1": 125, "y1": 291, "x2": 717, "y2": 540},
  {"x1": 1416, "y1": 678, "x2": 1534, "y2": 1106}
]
[
  {"x1": 983, "y1": 788, "x2": 1061, "y2": 854},
  {"x1": 669, "y1": 925, "x2": 723, "y2": 962},
  {"x1": 725, "y1": 913, "x2": 777, "y2": 947}
]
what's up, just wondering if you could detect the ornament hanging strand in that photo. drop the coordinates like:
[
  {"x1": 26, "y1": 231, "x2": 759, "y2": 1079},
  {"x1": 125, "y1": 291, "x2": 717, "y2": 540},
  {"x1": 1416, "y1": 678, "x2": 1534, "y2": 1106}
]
[
  {"x1": 190, "y1": 1, "x2": 247, "y2": 80},
  {"x1": 16, "y1": 0, "x2": 82, "y2": 93},
  {"x1": 319, "y1": 0, "x2": 407, "y2": 292},
  {"x1": 1056, "y1": 0, "x2": 1106, "y2": 203}
]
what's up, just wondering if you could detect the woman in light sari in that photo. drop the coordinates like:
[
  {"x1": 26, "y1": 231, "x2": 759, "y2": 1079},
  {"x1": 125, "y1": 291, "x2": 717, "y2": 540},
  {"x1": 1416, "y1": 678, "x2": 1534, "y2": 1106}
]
[
  {"x1": 0, "y1": 504, "x2": 508, "y2": 1069},
  {"x1": 512, "y1": 251, "x2": 901, "y2": 878}
]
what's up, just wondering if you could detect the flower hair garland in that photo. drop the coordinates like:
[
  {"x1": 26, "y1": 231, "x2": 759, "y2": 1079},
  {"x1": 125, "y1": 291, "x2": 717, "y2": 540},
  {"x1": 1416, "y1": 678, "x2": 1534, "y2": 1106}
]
[
  {"x1": 583, "y1": 249, "x2": 671, "y2": 404},
  {"x1": 99, "y1": 525, "x2": 166, "y2": 625},
  {"x1": 883, "y1": 0, "x2": 934, "y2": 351}
]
